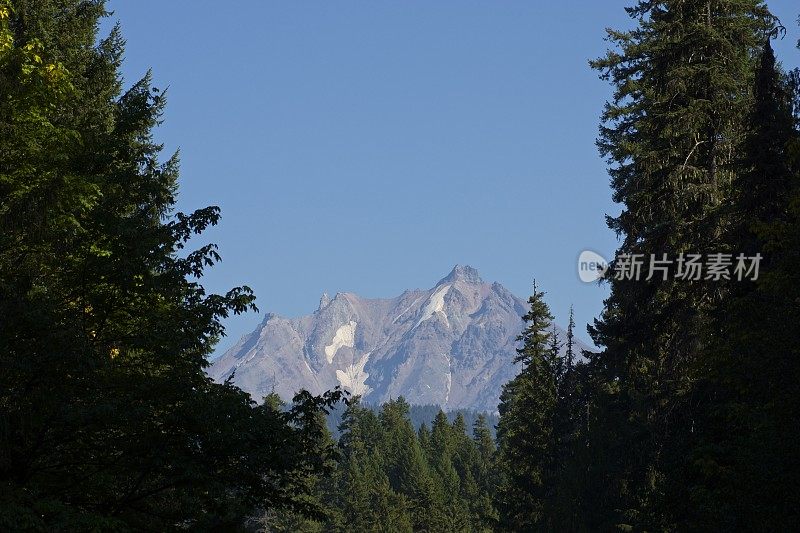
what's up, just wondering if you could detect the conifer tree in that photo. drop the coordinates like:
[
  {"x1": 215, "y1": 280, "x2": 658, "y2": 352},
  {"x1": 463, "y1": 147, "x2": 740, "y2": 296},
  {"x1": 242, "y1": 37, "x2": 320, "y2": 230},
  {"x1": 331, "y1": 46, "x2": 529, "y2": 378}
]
[
  {"x1": 548, "y1": 324, "x2": 564, "y2": 385},
  {"x1": 564, "y1": 306, "x2": 576, "y2": 375},
  {"x1": 496, "y1": 281, "x2": 557, "y2": 531},
  {"x1": 418, "y1": 421, "x2": 432, "y2": 457},
  {"x1": 447, "y1": 413, "x2": 488, "y2": 531},
  {"x1": 429, "y1": 410, "x2": 470, "y2": 530},
  {"x1": 333, "y1": 398, "x2": 414, "y2": 531},
  {"x1": 471, "y1": 414, "x2": 499, "y2": 529},
  {"x1": 0, "y1": 2, "x2": 344, "y2": 528},
  {"x1": 472, "y1": 414, "x2": 495, "y2": 465},
  {"x1": 588, "y1": 2, "x2": 773, "y2": 528},
  {"x1": 379, "y1": 398, "x2": 447, "y2": 531},
  {"x1": 688, "y1": 35, "x2": 800, "y2": 530}
]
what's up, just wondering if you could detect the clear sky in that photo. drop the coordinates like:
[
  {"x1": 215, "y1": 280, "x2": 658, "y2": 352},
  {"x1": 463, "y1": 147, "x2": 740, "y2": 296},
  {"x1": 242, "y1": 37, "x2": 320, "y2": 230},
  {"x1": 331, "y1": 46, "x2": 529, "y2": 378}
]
[{"x1": 103, "y1": 1, "x2": 799, "y2": 355}]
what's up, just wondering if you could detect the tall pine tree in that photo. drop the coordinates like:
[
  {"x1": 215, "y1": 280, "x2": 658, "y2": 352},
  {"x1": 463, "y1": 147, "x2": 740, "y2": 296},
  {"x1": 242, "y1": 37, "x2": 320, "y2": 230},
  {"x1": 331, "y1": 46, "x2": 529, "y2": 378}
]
[
  {"x1": 0, "y1": 2, "x2": 344, "y2": 528},
  {"x1": 496, "y1": 281, "x2": 557, "y2": 531},
  {"x1": 588, "y1": 1, "x2": 773, "y2": 528},
  {"x1": 688, "y1": 35, "x2": 800, "y2": 530}
]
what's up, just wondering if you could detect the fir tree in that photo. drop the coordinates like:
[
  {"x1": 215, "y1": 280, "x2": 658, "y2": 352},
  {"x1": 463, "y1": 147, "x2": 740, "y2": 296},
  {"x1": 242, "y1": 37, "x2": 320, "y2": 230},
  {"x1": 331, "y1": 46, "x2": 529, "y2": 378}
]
[
  {"x1": 496, "y1": 281, "x2": 558, "y2": 531},
  {"x1": 472, "y1": 414, "x2": 495, "y2": 465},
  {"x1": 379, "y1": 398, "x2": 447, "y2": 531},
  {"x1": 688, "y1": 35, "x2": 800, "y2": 530},
  {"x1": 0, "y1": 2, "x2": 344, "y2": 528},
  {"x1": 588, "y1": 1, "x2": 773, "y2": 528},
  {"x1": 333, "y1": 398, "x2": 414, "y2": 531},
  {"x1": 565, "y1": 306, "x2": 576, "y2": 375},
  {"x1": 548, "y1": 324, "x2": 564, "y2": 386},
  {"x1": 471, "y1": 414, "x2": 499, "y2": 529}
]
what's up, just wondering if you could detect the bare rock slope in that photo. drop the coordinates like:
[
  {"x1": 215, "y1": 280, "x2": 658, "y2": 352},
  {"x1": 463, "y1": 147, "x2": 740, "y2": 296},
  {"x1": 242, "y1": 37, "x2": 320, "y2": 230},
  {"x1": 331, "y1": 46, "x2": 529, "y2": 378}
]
[{"x1": 210, "y1": 265, "x2": 589, "y2": 412}]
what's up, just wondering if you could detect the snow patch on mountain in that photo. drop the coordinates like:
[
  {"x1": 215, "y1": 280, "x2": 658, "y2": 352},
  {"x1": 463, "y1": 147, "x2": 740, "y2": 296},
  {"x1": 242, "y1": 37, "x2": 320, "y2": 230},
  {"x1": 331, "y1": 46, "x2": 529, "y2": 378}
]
[
  {"x1": 324, "y1": 321, "x2": 356, "y2": 363},
  {"x1": 414, "y1": 284, "x2": 451, "y2": 329},
  {"x1": 336, "y1": 352, "x2": 372, "y2": 396}
]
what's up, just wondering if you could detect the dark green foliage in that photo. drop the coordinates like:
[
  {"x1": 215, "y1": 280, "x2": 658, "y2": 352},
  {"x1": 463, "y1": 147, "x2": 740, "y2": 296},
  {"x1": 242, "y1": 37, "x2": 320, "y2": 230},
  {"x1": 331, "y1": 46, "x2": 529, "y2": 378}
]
[
  {"x1": 471, "y1": 414, "x2": 500, "y2": 529},
  {"x1": 489, "y1": 8, "x2": 799, "y2": 531},
  {"x1": 546, "y1": 2, "x2": 800, "y2": 531},
  {"x1": 0, "y1": 2, "x2": 346, "y2": 529},
  {"x1": 267, "y1": 5, "x2": 800, "y2": 532},
  {"x1": 325, "y1": 401, "x2": 499, "y2": 440},
  {"x1": 275, "y1": 397, "x2": 498, "y2": 532},
  {"x1": 686, "y1": 36, "x2": 800, "y2": 530},
  {"x1": 585, "y1": 1, "x2": 776, "y2": 529},
  {"x1": 495, "y1": 282, "x2": 558, "y2": 531}
]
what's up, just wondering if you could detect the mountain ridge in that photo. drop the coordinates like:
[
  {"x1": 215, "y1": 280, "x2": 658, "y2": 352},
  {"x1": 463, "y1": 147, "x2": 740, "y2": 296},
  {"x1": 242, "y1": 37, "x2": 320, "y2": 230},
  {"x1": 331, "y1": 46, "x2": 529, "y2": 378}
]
[{"x1": 210, "y1": 265, "x2": 590, "y2": 412}]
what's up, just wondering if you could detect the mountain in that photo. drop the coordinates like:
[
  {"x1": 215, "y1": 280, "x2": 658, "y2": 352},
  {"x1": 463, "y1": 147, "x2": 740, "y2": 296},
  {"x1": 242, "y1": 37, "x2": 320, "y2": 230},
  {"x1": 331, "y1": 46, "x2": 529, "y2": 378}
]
[{"x1": 209, "y1": 265, "x2": 590, "y2": 412}]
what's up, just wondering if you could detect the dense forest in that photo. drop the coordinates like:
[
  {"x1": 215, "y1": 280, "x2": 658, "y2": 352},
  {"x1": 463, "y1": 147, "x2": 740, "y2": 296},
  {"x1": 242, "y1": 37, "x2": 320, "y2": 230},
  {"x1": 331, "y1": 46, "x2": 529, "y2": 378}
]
[
  {"x1": 1, "y1": 0, "x2": 799, "y2": 531},
  {"x1": 324, "y1": 402, "x2": 500, "y2": 440}
]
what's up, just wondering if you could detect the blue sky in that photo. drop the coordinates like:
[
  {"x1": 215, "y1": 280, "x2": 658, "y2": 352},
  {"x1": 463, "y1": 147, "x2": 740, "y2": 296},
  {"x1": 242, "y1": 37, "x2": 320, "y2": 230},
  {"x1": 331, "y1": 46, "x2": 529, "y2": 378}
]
[{"x1": 103, "y1": 1, "x2": 799, "y2": 355}]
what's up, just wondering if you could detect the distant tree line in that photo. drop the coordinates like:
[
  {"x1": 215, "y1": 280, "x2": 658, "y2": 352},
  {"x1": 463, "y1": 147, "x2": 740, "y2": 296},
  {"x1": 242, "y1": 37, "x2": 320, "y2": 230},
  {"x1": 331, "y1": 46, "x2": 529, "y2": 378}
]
[
  {"x1": 324, "y1": 402, "x2": 499, "y2": 440},
  {"x1": 260, "y1": 396, "x2": 499, "y2": 532}
]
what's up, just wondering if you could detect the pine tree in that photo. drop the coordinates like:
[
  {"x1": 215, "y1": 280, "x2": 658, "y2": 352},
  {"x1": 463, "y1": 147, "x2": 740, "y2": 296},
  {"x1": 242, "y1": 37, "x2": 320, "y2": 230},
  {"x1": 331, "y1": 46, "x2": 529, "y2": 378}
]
[
  {"x1": 687, "y1": 35, "x2": 800, "y2": 530},
  {"x1": 471, "y1": 414, "x2": 499, "y2": 530},
  {"x1": 587, "y1": 1, "x2": 773, "y2": 528},
  {"x1": 333, "y1": 398, "x2": 414, "y2": 532},
  {"x1": 565, "y1": 306, "x2": 576, "y2": 375},
  {"x1": 495, "y1": 281, "x2": 558, "y2": 531},
  {"x1": 0, "y1": 2, "x2": 344, "y2": 528},
  {"x1": 379, "y1": 398, "x2": 447, "y2": 531}
]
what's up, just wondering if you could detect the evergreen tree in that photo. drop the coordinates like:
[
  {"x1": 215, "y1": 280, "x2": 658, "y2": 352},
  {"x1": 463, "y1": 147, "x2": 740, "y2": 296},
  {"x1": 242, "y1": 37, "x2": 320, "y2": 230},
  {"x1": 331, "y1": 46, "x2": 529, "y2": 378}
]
[
  {"x1": 418, "y1": 421, "x2": 432, "y2": 457},
  {"x1": 588, "y1": 1, "x2": 773, "y2": 528},
  {"x1": 0, "y1": 2, "x2": 344, "y2": 528},
  {"x1": 471, "y1": 413, "x2": 499, "y2": 530},
  {"x1": 332, "y1": 398, "x2": 414, "y2": 532},
  {"x1": 429, "y1": 410, "x2": 470, "y2": 531},
  {"x1": 549, "y1": 306, "x2": 584, "y2": 529},
  {"x1": 495, "y1": 281, "x2": 557, "y2": 531},
  {"x1": 687, "y1": 35, "x2": 800, "y2": 530},
  {"x1": 447, "y1": 413, "x2": 489, "y2": 531},
  {"x1": 548, "y1": 324, "x2": 564, "y2": 385},
  {"x1": 554, "y1": 306, "x2": 577, "y2": 461},
  {"x1": 379, "y1": 398, "x2": 447, "y2": 531},
  {"x1": 328, "y1": 397, "x2": 497, "y2": 532},
  {"x1": 370, "y1": 477, "x2": 415, "y2": 533},
  {"x1": 472, "y1": 414, "x2": 495, "y2": 465},
  {"x1": 565, "y1": 306, "x2": 576, "y2": 375}
]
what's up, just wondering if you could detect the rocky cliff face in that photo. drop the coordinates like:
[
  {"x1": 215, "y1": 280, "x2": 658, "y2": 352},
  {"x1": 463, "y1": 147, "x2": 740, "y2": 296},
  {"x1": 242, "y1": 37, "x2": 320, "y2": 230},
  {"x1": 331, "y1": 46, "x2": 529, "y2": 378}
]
[{"x1": 209, "y1": 265, "x2": 589, "y2": 412}]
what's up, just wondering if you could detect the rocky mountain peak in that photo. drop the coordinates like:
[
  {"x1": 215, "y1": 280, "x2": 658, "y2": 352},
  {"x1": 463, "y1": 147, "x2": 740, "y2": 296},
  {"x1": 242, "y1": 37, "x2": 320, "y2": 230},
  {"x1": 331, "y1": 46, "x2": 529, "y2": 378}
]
[
  {"x1": 318, "y1": 292, "x2": 331, "y2": 311},
  {"x1": 438, "y1": 264, "x2": 483, "y2": 285},
  {"x1": 210, "y1": 266, "x2": 589, "y2": 412}
]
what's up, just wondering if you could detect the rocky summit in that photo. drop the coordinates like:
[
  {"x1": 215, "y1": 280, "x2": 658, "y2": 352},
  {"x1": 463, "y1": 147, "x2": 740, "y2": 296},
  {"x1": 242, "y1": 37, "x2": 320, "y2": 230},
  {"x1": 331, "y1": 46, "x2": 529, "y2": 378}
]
[{"x1": 209, "y1": 265, "x2": 589, "y2": 412}]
